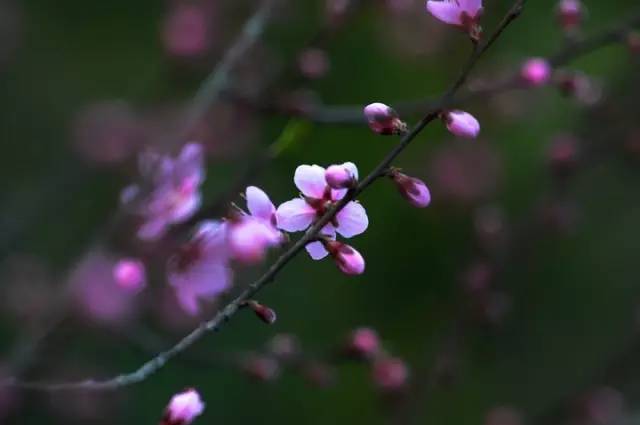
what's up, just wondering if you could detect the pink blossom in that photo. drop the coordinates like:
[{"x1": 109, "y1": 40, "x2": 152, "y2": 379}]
[
  {"x1": 325, "y1": 162, "x2": 358, "y2": 189},
  {"x1": 325, "y1": 240, "x2": 366, "y2": 275},
  {"x1": 69, "y1": 251, "x2": 138, "y2": 325},
  {"x1": 167, "y1": 221, "x2": 232, "y2": 315},
  {"x1": 121, "y1": 143, "x2": 205, "y2": 241},
  {"x1": 113, "y1": 258, "x2": 146, "y2": 292},
  {"x1": 520, "y1": 58, "x2": 552, "y2": 86},
  {"x1": 228, "y1": 186, "x2": 283, "y2": 264},
  {"x1": 389, "y1": 171, "x2": 431, "y2": 208},
  {"x1": 346, "y1": 327, "x2": 381, "y2": 359},
  {"x1": 162, "y1": 388, "x2": 204, "y2": 425},
  {"x1": 162, "y1": 4, "x2": 212, "y2": 58},
  {"x1": 276, "y1": 164, "x2": 368, "y2": 260},
  {"x1": 372, "y1": 357, "x2": 409, "y2": 391},
  {"x1": 426, "y1": 0, "x2": 483, "y2": 39},
  {"x1": 557, "y1": 0, "x2": 583, "y2": 30},
  {"x1": 363, "y1": 102, "x2": 407, "y2": 135},
  {"x1": 443, "y1": 110, "x2": 480, "y2": 139}
]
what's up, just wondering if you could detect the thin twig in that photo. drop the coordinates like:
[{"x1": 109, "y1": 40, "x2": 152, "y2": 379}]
[{"x1": 0, "y1": 0, "x2": 527, "y2": 392}]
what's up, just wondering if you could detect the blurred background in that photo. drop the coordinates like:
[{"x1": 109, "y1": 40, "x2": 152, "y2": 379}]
[{"x1": 1, "y1": 0, "x2": 640, "y2": 423}]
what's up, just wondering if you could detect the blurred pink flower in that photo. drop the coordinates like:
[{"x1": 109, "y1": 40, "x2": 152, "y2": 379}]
[
  {"x1": 346, "y1": 327, "x2": 381, "y2": 359},
  {"x1": 297, "y1": 48, "x2": 330, "y2": 79},
  {"x1": 121, "y1": 143, "x2": 205, "y2": 241},
  {"x1": 162, "y1": 3, "x2": 212, "y2": 58},
  {"x1": 426, "y1": 0, "x2": 483, "y2": 39},
  {"x1": 520, "y1": 58, "x2": 552, "y2": 86},
  {"x1": 228, "y1": 186, "x2": 283, "y2": 264},
  {"x1": 113, "y1": 258, "x2": 146, "y2": 292},
  {"x1": 276, "y1": 164, "x2": 368, "y2": 260},
  {"x1": 69, "y1": 251, "x2": 138, "y2": 325},
  {"x1": 167, "y1": 221, "x2": 232, "y2": 315},
  {"x1": 163, "y1": 388, "x2": 205, "y2": 425},
  {"x1": 557, "y1": 0, "x2": 583, "y2": 31},
  {"x1": 72, "y1": 100, "x2": 142, "y2": 165},
  {"x1": 372, "y1": 357, "x2": 409, "y2": 391}
]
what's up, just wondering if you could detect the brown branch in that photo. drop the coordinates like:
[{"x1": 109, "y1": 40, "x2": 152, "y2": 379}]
[{"x1": 0, "y1": 0, "x2": 527, "y2": 392}]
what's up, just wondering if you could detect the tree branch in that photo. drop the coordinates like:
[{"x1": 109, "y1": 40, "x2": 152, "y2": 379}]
[{"x1": 0, "y1": 0, "x2": 527, "y2": 392}]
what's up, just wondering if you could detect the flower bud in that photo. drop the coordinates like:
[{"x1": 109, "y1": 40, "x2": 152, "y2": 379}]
[
  {"x1": 372, "y1": 357, "x2": 409, "y2": 392},
  {"x1": 246, "y1": 300, "x2": 277, "y2": 325},
  {"x1": 240, "y1": 355, "x2": 280, "y2": 382},
  {"x1": 325, "y1": 163, "x2": 357, "y2": 189},
  {"x1": 324, "y1": 241, "x2": 365, "y2": 275},
  {"x1": 442, "y1": 110, "x2": 480, "y2": 139},
  {"x1": 389, "y1": 170, "x2": 431, "y2": 208},
  {"x1": 162, "y1": 388, "x2": 204, "y2": 425},
  {"x1": 345, "y1": 327, "x2": 381, "y2": 359},
  {"x1": 113, "y1": 258, "x2": 146, "y2": 292},
  {"x1": 520, "y1": 58, "x2": 552, "y2": 87},
  {"x1": 556, "y1": 0, "x2": 583, "y2": 31},
  {"x1": 363, "y1": 103, "x2": 407, "y2": 135}
]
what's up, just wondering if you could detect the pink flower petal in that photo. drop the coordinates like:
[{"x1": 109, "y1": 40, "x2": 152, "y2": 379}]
[
  {"x1": 276, "y1": 198, "x2": 316, "y2": 232},
  {"x1": 426, "y1": 0, "x2": 463, "y2": 25},
  {"x1": 305, "y1": 241, "x2": 329, "y2": 260},
  {"x1": 460, "y1": 0, "x2": 482, "y2": 15},
  {"x1": 336, "y1": 201, "x2": 369, "y2": 238},
  {"x1": 294, "y1": 165, "x2": 328, "y2": 198},
  {"x1": 170, "y1": 192, "x2": 202, "y2": 223},
  {"x1": 246, "y1": 186, "x2": 275, "y2": 221},
  {"x1": 137, "y1": 217, "x2": 168, "y2": 241}
]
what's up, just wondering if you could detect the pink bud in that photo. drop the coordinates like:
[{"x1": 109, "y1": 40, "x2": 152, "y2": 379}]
[
  {"x1": 162, "y1": 388, "x2": 204, "y2": 425},
  {"x1": 113, "y1": 258, "x2": 146, "y2": 292},
  {"x1": 557, "y1": 0, "x2": 583, "y2": 31},
  {"x1": 246, "y1": 300, "x2": 277, "y2": 325},
  {"x1": 520, "y1": 58, "x2": 552, "y2": 87},
  {"x1": 443, "y1": 110, "x2": 480, "y2": 139},
  {"x1": 346, "y1": 327, "x2": 381, "y2": 359},
  {"x1": 325, "y1": 241, "x2": 365, "y2": 275},
  {"x1": 241, "y1": 355, "x2": 280, "y2": 382},
  {"x1": 325, "y1": 163, "x2": 357, "y2": 189},
  {"x1": 363, "y1": 103, "x2": 407, "y2": 135},
  {"x1": 389, "y1": 171, "x2": 431, "y2": 208},
  {"x1": 372, "y1": 357, "x2": 409, "y2": 391}
]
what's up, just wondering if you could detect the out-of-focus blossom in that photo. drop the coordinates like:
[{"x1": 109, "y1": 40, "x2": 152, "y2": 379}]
[
  {"x1": 484, "y1": 406, "x2": 523, "y2": 425},
  {"x1": 426, "y1": 0, "x2": 483, "y2": 40},
  {"x1": 324, "y1": 240, "x2": 366, "y2": 275},
  {"x1": 325, "y1": 0, "x2": 352, "y2": 27},
  {"x1": 461, "y1": 261, "x2": 493, "y2": 294},
  {"x1": 268, "y1": 334, "x2": 300, "y2": 360},
  {"x1": 555, "y1": 71, "x2": 603, "y2": 105},
  {"x1": 579, "y1": 387, "x2": 625, "y2": 425},
  {"x1": 228, "y1": 186, "x2": 283, "y2": 264},
  {"x1": 627, "y1": 31, "x2": 640, "y2": 55},
  {"x1": 428, "y1": 141, "x2": 501, "y2": 205},
  {"x1": 520, "y1": 58, "x2": 552, "y2": 87},
  {"x1": 72, "y1": 100, "x2": 142, "y2": 165},
  {"x1": 473, "y1": 205, "x2": 507, "y2": 249},
  {"x1": 69, "y1": 251, "x2": 138, "y2": 325},
  {"x1": 363, "y1": 103, "x2": 407, "y2": 135},
  {"x1": 442, "y1": 110, "x2": 481, "y2": 139},
  {"x1": 556, "y1": 0, "x2": 583, "y2": 31},
  {"x1": 276, "y1": 164, "x2": 368, "y2": 260},
  {"x1": 389, "y1": 170, "x2": 431, "y2": 208},
  {"x1": 162, "y1": 3, "x2": 213, "y2": 58},
  {"x1": 346, "y1": 327, "x2": 381, "y2": 359},
  {"x1": 547, "y1": 134, "x2": 580, "y2": 177},
  {"x1": 113, "y1": 258, "x2": 146, "y2": 292},
  {"x1": 325, "y1": 162, "x2": 358, "y2": 190},
  {"x1": 167, "y1": 221, "x2": 232, "y2": 315},
  {"x1": 162, "y1": 388, "x2": 205, "y2": 425},
  {"x1": 297, "y1": 48, "x2": 330, "y2": 79},
  {"x1": 385, "y1": 0, "x2": 414, "y2": 13},
  {"x1": 121, "y1": 143, "x2": 205, "y2": 241},
  {"x1": 372, "y1": 357, "x2": 409, "y2": 391},
  {"x1": 240, "y1": 354, "x2": 280, "y2": 382},
  {"x1": 303, "y1": 362, "x2": 337, "y2": 388}
]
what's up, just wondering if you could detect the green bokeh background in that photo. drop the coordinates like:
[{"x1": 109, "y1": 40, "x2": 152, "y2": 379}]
[{"x1": 1, "y1": 0, "x2": 640, "y2": 423}]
